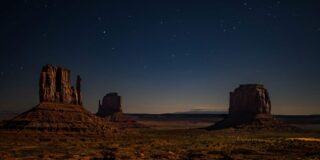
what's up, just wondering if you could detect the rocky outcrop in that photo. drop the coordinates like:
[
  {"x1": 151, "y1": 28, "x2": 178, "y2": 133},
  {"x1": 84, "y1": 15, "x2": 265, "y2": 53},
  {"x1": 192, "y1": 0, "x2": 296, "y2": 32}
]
[
  {"x1": 1, "y1": 102, "x2": 110, "y2": 132},
  {"x1": 39, "y1": 64, "x2": 82, "y2": 105},
  {"x1": 96, "y1": 93, "x2": 145, "y2": 128},
  {"x1": 97, "y1": 93, "x2": 122, "y2": 117},
  {"x1": 76, "y1": 75, "x2": 82, "y2": 105},
  {"x1": 209, "y1": 84, "x2": 295, "y2": 130},
  {"x1": 1, "y1": 64, "x2": 111, "y2": 133},
  {"x1": 229, "y1": 84, "x2": 271, "y2": 116}
]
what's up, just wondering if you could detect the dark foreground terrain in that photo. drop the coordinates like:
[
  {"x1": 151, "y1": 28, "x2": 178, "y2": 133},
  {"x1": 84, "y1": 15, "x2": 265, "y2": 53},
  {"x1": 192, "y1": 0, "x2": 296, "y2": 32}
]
[{"x1": 0, "y1": 114, "x2": 320, "y2": 159}]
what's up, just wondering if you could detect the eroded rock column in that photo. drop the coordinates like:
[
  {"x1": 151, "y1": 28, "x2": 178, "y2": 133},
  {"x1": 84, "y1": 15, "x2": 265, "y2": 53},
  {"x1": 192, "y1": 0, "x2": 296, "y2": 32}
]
[{"x1": 39, "y1": 64, "x2": 82, "y2": 105}]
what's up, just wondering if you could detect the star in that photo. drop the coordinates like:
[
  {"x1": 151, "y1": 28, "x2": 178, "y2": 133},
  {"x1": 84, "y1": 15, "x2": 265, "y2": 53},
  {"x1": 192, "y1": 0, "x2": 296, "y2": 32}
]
[
  {"x1": 0, "y1": 72, "x2": 4, "y2": 76},
  {"x1": 101, "y1": 29, "x2": 112, "y2": 39},
  {"x1": 20, "y1": 66, "x2": 24, "y2": 70},
  {"x1": 171, "y1": 54, "x2": 176, "y2": 58},
  {"x1": 97, "y1": 17, "x2": 102, "y2": 21}
]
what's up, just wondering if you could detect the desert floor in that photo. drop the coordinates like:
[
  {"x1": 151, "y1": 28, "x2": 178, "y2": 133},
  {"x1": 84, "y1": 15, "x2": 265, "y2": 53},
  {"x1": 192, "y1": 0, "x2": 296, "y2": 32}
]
[{"x1": 0, "y1": 118, "x2": 320, "y2": 160}]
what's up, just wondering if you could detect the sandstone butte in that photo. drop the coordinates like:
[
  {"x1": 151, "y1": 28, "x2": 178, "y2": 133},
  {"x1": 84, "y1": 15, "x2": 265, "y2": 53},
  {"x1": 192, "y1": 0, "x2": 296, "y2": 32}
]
[
  {"x1": 96, "y1": 92, "x2": 145, "y2": 128},
  {"x1": 97, "y1": 92, "x2": 122, "y2": 117},
  {"x1": 1, "y1": 64, "x2": 110, "y2": 133},
  {"x1": 209, "y1": 84, "x2": 296, "y2": 130}
]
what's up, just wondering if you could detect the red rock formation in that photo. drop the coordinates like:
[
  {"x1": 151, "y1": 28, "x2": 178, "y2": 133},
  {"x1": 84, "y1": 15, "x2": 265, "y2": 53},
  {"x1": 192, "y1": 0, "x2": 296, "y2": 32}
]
[
  {"x1": 229, "y1": 84, "x2": 271, "y2": 116},
  {"x1": 1, "y1": 64, "x2": 111, "y2": 133},
  {"x1": 1, "y1": 102, "x2": 110, "y2": 132},
  {"x1": 39, "y1": 65, "x2": 57, "y2": 102},
  {"x1": 209, "y1": 84, "x2": 294, "y2": 130},
  {"x1": 76, "y1": 75, "x2": 82, "y2": 105},
  {"x1": 95, "y1": 93, "x2": 144, "y2": 127},
  {"x1": 97, "y1": 93, "x2": 122, "y2": 116},
  {"x1": 39, "y1": 64, "x2": 82, "y2": 105}
]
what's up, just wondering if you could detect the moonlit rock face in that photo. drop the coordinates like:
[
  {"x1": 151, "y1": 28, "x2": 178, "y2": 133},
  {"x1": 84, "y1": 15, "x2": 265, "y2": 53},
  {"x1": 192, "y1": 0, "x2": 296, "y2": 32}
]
[
  {"x1": 208, "y1": 84, "x2": 286, "y2": 130},
  {"x1": 229, "y1": 84, "x2": 271, "y2": 116},
  {"x1": 39, "y1": 64, "x2": 82, "y2": 105}
]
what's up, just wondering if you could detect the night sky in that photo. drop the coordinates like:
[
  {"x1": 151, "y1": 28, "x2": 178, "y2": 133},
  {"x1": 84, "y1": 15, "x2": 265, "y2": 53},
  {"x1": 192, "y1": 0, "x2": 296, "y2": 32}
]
[{"x1": 0, "y1": 0, "x2": 320, "y2": 114}]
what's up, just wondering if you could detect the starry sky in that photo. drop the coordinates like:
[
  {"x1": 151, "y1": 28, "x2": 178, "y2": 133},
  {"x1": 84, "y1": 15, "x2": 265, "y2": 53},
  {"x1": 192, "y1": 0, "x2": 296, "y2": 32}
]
[{"x1": 0, "y1": 0, "x2": 320, "y2": 115}]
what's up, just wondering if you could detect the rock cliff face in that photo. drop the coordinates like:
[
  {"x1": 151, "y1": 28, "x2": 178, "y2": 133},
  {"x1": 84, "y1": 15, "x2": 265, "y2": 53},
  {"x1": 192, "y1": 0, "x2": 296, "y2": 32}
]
[
  {"x1": 39, "y1": 64, "x2": 82, "y2": 105},
  {"x1": 229, "y1": 84, "x2": 271, "y2": 117},
  {"x1": 76, "y1": 75, "x2": 82, "y2": 105},
  {"x1": 209, "y1": 84, "x2": 294, "y2": 130},
  {"x1": 97, "y1": 93, "x2": 122, "y2": 117}
]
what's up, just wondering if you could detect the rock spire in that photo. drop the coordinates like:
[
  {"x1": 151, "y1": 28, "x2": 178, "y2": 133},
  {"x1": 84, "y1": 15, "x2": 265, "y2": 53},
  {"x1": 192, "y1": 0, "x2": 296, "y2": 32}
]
[{"x1": 39, "y1": 64, "x2": 82, "y2": 105}]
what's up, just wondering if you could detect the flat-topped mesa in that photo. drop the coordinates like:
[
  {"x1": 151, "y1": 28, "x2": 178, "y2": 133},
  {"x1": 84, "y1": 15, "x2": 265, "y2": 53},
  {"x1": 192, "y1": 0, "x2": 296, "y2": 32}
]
[
  {"x1": 97, "y1": 92, "x2": 122, "y2": 117},
  {"x1": 39, "y1": 64, "x2": 82, "y2": 105},
  {"x1": 207, "y1": 84, "x2": 288, "y2": 130},
  {"x1": 229, "y1": 84, "x2": 271, "y2": 117}
]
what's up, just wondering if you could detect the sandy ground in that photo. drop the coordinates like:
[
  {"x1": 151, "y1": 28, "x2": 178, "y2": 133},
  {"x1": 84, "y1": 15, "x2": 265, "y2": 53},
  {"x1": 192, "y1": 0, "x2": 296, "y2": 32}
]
[{"x1": 137, "y1": 120, "x2": 213, "y2": 129}]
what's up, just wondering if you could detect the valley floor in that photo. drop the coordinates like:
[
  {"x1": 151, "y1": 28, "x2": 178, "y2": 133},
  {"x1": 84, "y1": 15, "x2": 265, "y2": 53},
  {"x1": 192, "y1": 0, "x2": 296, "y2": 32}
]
[{"x1": 0, "y1": 128, "x2": 319, "y2": 159}]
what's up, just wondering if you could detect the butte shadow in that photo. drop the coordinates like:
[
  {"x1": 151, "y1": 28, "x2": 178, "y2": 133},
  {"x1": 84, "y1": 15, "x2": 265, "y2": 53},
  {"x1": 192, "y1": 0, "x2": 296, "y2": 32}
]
[
  {"x1": 207, "y1": 84, "x2": 297, "y2": 131},
  {"x1": 1, "y1": 64, "x2": 110, "y2": 133}
]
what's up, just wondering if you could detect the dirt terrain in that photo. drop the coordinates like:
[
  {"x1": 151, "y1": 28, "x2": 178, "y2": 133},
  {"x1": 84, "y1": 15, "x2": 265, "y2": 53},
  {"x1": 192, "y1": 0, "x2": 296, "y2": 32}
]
[{"x1": 0, "y1": 114, "x2": 320, "y2": 159}]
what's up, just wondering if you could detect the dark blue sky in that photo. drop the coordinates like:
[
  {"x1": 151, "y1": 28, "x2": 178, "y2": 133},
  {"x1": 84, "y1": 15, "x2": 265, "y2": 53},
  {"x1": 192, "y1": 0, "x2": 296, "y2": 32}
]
[{"x1": 0, "y1": 0, "x2": 319, "y2": 114}]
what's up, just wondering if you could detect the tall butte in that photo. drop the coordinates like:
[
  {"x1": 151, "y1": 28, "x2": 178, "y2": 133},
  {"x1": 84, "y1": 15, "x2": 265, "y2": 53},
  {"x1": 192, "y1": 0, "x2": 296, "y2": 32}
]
[
  {"x1": 229, "y1": 84, "x2": 272, "y2": 119},
  {"x1": 96, "y1": 92, "x2": 145, "y2": 128},
  {"x1": 1, "y1": 64, "x2": 108, "y2": 132},
  {"x1": 96, "y1": 92, "x2": 134, "y2": 122},
  {"x1": 39, "y1": 65, "x2": 82, "y2": 105},
  {"x1": 209, "y1": 84, "x2": 294, "y2": 130},
  {"x1": 97, "y1": 93, "x2": 122, "y2": 117}
]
